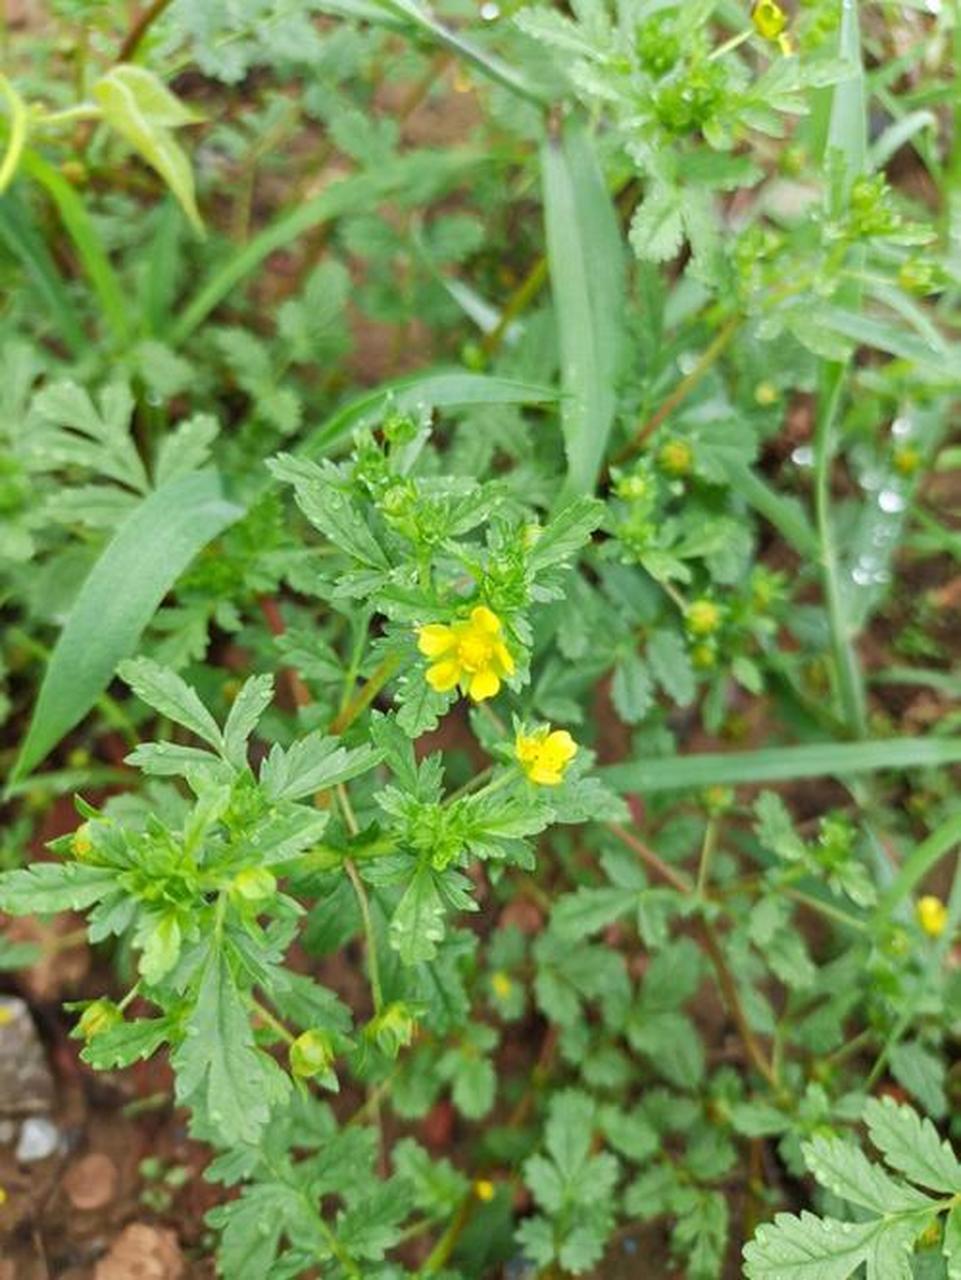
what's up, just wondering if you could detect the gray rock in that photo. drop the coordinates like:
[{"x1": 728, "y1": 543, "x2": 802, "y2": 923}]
[
  {"x1": 16, "y1": 1115, "x2": 60, "y2": 1162},
  {"x1": 0, "y1": 996, "x2": 55, "y2": 1116}
]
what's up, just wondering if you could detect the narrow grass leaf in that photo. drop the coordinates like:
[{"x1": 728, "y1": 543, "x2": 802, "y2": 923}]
[
  {"x1": 172, "y1": 149, "x2": 479, "y2": 344},
  {"x1": 542, "y1": 121, "x2": 626, "y2": 497},
  {"x1": 720, "y1": 461, "x2": 818, "y2": 557},
  {"x1": 0, "y1": 190, "x2": 85, "y2": 353},
  {"x1": 603, "y1": 737, "x2": 961, "y2": 793},
  {"x1": 877, "y1": 812, "x2": 961, "y2": 917},
  {"x1": 299, "y1": 370, "x2": 557, "y2": 458},
  {"x1": 21, "y1": 149, "x2": 130, "y2": 344},
  {"x1": 11, "y1": 469, "x2": 243, "y2": 784}
]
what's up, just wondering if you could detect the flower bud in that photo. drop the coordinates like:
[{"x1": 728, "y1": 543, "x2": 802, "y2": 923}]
[
  {"x1": 232, "y1": 867, "x2": 277, "y2": 903},
  {"x1": 366, "y1": 1002, "x2": 416, "y2": 1058},
  {"x1": 658, "y1": 439, "x2": 693, "y2": 477},
  {"x1": 686, "y1": 599, "x2": 722, "y2": 637},
  {"x1": 290, "y1": 1029, "x2": 336, "y2": 1080},
  {"x1": 71, "y1": 823, "x2": 93, "y2": 860},
  {"x1": 77, "y1": 999, "x2": 122, "y2": 1042}
]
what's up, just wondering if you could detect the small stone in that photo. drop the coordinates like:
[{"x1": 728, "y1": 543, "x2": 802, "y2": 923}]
[
  {"x1": 16, "y1": 1115, "x2": 60, "y2": 1162},
  {"x1": 94, "y1": 1223, "x2": 185, "y2": 1280},
  {"x1": 0, "y1": 997, "x2": 55, "y2": 1116},
  {"x1": 64, "y1": 1152, "x2": 118, "y2": 1210}
]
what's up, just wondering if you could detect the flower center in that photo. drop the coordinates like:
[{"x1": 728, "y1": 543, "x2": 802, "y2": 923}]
[{"x1": 458, "y1": 633, "x2": 492, "y2": 671}]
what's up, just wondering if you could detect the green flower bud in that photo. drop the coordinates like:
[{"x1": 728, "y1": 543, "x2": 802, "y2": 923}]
[
  {"x1": 366, "y1": 1001, "x2": 416, "y2": 1059},
  {"x1": 72, "y1": 823, "x2": 94, "y2": 861},
  {"x1": 232, "y1": 867, "x2": 277, "y2": 902},
  {"x1": 76, "y1": 999, "x2": 122, "y2": 1042},
  {"x1": 658, "y1": 439, "x2": 693, "y2": 477},
  {"x1": 686, "y1": 599, "x2": 722, "y2": 637},
  {"x1": 290, "y1": 1029, "x2": 336, "y2": 1081}
]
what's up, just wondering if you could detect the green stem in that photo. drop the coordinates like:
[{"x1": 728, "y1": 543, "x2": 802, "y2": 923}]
[
  {"x1": 813, "y1": 362, "x2": 867, "y2": 737},
  {"x1": 421, "y1": 1195, "x2": 472, "y2": 1275},
  {"x1": 374, "y1": 0, "x2": 548, "y2": 107},
  {"x1": 696, "y1": 818, "x2": 719, "y2": 898},
  {"x1": 345, "y1": 857, "x2": 384, "y2": 1015},
  {"x1": 330, "y1": 653, "x2": 401, "y2": 735},
  {"x1": 611, "y1": 313, "x2": 740, "y2": 467},
  {"x1": 251, "y1": 996, "x2": 294, "y2": 1044},
  {"x1": 0, "y1": 75, "x2": 28, "y2": 194}
]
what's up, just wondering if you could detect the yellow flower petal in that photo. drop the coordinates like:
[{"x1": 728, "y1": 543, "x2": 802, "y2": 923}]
[
  {"x1": 470, "y1": 605, "x2": 501, "y2": 634},
  {"x1": 493, "y1": 640, "x2": 515, "y2": 677},
  {"x1": 469, "y1": 669, "x2": 500, "y2": 701},
  {"x1": 917, "y1": 895, "x2": 948, "y2": 938},
  {"x1": 514, "y1": 723, "x2": 577, "y2": 785},
  {"x1": 426, "y1": 659, "x2": 462, "y2": 692},
  {"x1": 418, "y1": 623, "x2": 455, "y2": 658},
  {"x1": 530, "y1": 763, "x2": 562, "y2": 786}
]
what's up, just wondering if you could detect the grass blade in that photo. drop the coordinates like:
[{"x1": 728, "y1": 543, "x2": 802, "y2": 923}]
[
  {"x1": 826, "y1": 0, "x2": 867, "y2": 205},
  {"x1": 603, "y1": 737, "x2": 961, "y2": 793},
  {"x1": 172, "y1": 149, "x2": 479, "y2": 344},
  {"x1": 10, "y1": 469, "x2": 243, "y2": 784},
  {"x1": 877, "y1": 813, "x2": 961, "y2": 917},
  {"x1": 0, "y1": 189, "x2": 85, "y2": 354},
  {"x1": 542, "y1": 120, "x2": 626, "y2": 497},
  {"x1": 299, "y1": 369, "x2": 558, "y2": 458},
  {"x1": 720, "y1": 460, "x2": 818, "y2": 557},
  {"x1": 21, "y1": 149, "x2": 131, "y2": 345}
]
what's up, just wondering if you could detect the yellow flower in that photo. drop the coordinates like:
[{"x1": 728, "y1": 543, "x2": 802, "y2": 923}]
[
  {"x1": 417, "y1": 605, "x2": 515, "y2": 702},
  {"x1": 474, "y1": 1179, "x2": 496, "y2": 1202},
  {"x1": 491, "y1": 971, "x2": 513, "y2": 1000},
  {"x1": 917, "y1": 895, "x2": 948, "y2": 938},
  {"x1": 515, "y1": 725, "x2": 577, "y2": 787},
  {"x1": 752, "y1": 0, "x2": 787, "y2": 40},
  {"x1": 752, "y1": 0, "x2": 793, "y2": 51}
]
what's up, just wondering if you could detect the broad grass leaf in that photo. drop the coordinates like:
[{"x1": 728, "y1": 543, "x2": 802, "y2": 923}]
[
  {"x1": 11, "y1": 469, "x2": 242, "y2": 783},
  {"x1": 542, "y1": 120, "x2": 626, "y2": 497}
]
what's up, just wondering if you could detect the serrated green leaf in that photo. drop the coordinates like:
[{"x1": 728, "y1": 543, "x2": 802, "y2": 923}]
[
  {"x1": 390, "y1": 864, "x2": 446, "y2": 964},
  {"x1": 528, "y1": 497, "x2": 604, "y2": 572},
  {"x1": 81, "y1": 1017, "x2": 171, "y2": 1069},
  {"x1": 646, "y1": 629, "x2": 695, "y2": 707},
  {"x1": 260, "y1": 734, "x2": 382, "y2": 801},
  {"x1": 222, "y1": 675, "x2": 274, "y2": 767},
  {"x1": 0, "y1": 862, "x2": 116, "y2": 915},
  {"x1": 803, "y1": 1134, "x2": 933, "y2": 1214},
  {"x1": 119, "y1": 657, "x2": 224, "y2": 749},
  {"x1": 865, "y1": 1097, "x2": 961, "y2": 1194},
  {"x1": 744, "y1": 1210, "x2": 919, "y2": 1280},
  {"x1": 611, "y1": 650, "x2": 653, "y2": 725},
  {"x1": 889, "y1": 1040, "x2": 947, "y2": 1119},
  {"x1": 172, "y1": 945, "x2": 288, "y2": 1147}
]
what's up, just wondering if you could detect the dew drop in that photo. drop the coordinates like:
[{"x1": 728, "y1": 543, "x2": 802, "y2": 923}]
[
  {"x1": 481, "y1": 3, "x2": 500, "y2": 18},
  {"x1": 792, "y1": 445, "x2": 814, "y2": 467},
  {"x1": 878, "y1": 488, "x2": 906, "y2": 514}
]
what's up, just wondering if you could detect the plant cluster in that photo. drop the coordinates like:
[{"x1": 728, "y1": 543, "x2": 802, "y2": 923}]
[{"x1": 1, "y1": 0, "x2": 961, "y2": 1276}]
